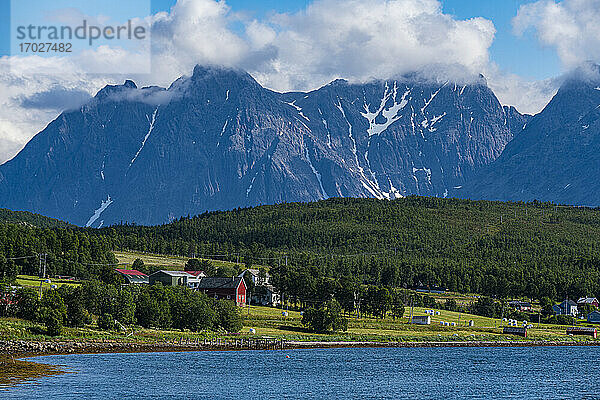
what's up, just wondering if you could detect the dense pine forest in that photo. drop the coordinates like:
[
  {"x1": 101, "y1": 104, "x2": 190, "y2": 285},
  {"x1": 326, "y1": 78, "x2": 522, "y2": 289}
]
[{"x1": 2, "y1": 197, "x2": 600, "y2": 302}]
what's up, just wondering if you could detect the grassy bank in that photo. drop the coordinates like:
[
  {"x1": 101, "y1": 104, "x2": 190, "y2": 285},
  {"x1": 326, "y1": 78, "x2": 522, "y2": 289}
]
[{"x1": 1, "y1": 305, "x2": 594, "y2": 345}]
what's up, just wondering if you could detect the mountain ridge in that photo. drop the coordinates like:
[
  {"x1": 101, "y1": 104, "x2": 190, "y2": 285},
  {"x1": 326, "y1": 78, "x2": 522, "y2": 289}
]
[{"x1": 0, "y1": 65, "x2": 530, "y2": 226}]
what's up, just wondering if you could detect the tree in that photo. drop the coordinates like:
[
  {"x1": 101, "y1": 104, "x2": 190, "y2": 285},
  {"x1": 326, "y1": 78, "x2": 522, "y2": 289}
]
[
  {"x1": 135, "y1": 290, "x2": 160, "y2": 328},
  {"x1": 302, "y1": 299, "x2": 348, "y2": 333},
  {"x1": 44, "y1": 309, "x2": 64, "y2": 336},
  {"x1": 170, "y1": 288, "x2": 214, "y2": 331},
  {"x1": 15, "y1": 288, "x2": 40, "y2": 320},
  {"x1": 471, "y1": 297, "x2": 500, "y2": 318},
  {"x1": 185, "y1": 258, "x2": 201, "y2": 271},
  {"x1": 187, "y1": 259, "x2": 216, "y2": 276},
  {"x1": 114, "y1": 289, "x2": 136, "y2": 325},
  {"x1": 444, "y1": 299, "x2": 458, "y2": 312},
  {"x1": 391, "y1": 292, "x2": 405, "y2": 320},
  {"x1": 540, "y1": 296, "x2": 555, "y2": 316},
  {"x1": 214, "y1": 300, "x2": 243, "y2": 333},
  {"x1": 59, "y1": 287, "x2": 92, "y2": 327},
  {"x1": 135, "y1": 285, "x2": 171, "y2": 329},
  {"x1": 132, "y1": 258, "x2": 145, "y2": 271},
  {"x1": 39, "y1": 290, "x2": 66, "y2": 322},
  {"x1": 98, "y1": 265, "x2": 121, "y2": 286}
]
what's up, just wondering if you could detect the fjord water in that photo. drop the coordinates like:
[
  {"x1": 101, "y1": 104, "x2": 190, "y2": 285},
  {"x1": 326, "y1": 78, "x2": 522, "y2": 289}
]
[{"x1": 5, "y1": 346, "x2": 600, "y2": 399}]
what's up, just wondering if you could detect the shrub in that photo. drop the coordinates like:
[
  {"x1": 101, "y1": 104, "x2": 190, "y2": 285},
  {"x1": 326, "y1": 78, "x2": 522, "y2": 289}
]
[
  {"x1": 214, "y1": 300, "x2": 242, "y2": 333},
  {"x1": 97, "y1": 313, "x2": 117, "y2": 331},
  {"x1": 44, "y1": 309, "x2": 64, "y2": 336}
]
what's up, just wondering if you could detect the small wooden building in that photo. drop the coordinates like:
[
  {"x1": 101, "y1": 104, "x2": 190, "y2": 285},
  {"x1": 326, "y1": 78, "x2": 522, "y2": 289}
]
[
  {"x1": 412, "y1": 315, "x2": 431, "y2": 325},
  {"x1": 503, "y1": 327, "x2": 528, "y2": 337},
  {"x1": 197, "y1": 277, "x2": 247, "y2": 306},
  {"x1": 567, "y1": 327, "x2": 597, "y2": 339}
]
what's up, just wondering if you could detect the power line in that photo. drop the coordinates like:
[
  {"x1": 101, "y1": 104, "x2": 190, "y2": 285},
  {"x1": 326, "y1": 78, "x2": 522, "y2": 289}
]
[{"x1": 5, "y1": 255, "x2": 37, "y2": 261}]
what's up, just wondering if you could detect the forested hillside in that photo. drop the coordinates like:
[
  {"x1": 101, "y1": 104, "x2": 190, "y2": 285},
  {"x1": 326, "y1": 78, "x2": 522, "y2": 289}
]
[
  {"x1": 0, "y1": 209, "x2": 116, "y2": 279},
  {"x1": 101, "y1": 197, "x2": 600, "y2": 301},
  {"x1": 2, "y1": 198, "x2": 600, "y2": 301},
  {"x1": 0, "y1": 208, "x2": 71, "y2": 228}
]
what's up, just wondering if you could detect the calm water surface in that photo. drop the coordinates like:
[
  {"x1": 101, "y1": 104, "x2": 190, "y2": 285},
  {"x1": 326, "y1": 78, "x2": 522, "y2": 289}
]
[{"x1": 4, "y1": 346, "x2": 600, "y2": 399}]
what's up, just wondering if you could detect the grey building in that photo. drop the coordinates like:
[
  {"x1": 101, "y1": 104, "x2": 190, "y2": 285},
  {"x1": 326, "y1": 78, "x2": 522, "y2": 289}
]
[
  {"x1": 588, "y1": 311, "x2": 600, "y2": 324},
  {"x1": 149, "y1": 270, "x2": 192, "y2": 287}
]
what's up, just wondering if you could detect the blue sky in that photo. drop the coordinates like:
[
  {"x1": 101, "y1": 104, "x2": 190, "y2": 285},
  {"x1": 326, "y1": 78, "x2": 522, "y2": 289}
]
[{"x1": 0, "y1": 0, "x2": 560, "y2": 80}]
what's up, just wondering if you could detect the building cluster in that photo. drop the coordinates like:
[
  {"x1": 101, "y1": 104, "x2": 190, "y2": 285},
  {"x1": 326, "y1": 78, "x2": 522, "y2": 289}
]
[
  {"x1": 115, "y1": 267, "x2": 280, "y2": 308},
  {"x1": 548, "y1": 297, "x2": 600, "y2": 322}
]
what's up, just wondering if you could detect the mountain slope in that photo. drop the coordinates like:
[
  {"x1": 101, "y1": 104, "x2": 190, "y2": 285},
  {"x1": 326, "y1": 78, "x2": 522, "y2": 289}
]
[
  {"x1": 460, "y1": 68, "x2": 600, "y2": 205},
  {"x1": 0, "y1": 66, "x2": 525, "y2": 226}
]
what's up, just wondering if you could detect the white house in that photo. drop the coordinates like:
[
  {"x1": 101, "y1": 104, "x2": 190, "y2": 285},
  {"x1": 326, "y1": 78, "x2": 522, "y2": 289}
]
[{"x1": 553, "y1": 300, "x2": 578, "y2": 317}]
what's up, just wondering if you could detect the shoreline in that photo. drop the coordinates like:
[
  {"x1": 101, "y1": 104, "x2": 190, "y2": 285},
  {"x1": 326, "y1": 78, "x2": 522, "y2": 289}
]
[{"x1": 2, "y1": 339, "x2": 599, "y2": 389}]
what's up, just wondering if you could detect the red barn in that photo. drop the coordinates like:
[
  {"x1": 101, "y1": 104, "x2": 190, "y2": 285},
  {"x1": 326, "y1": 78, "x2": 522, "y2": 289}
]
[{"x1": 197, "y1": 277, "x2": 246, "y2": 306}]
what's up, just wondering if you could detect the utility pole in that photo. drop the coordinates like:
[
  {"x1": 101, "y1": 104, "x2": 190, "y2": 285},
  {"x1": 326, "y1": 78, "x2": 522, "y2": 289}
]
[{"x1": 38, "y1": 253, "x2": 48, "y2": 278}]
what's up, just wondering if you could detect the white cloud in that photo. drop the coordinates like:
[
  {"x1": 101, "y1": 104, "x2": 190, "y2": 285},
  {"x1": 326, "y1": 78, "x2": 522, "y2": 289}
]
[
  {"x1": 249, "y1": 0, "x2": 496, "y2": 91},
  {"x1": 484, "y1": 64, "x2": 560, "y2": 115},
  {"x1": 0, "y1": 57, "x2": 115, "y2": 163},
  {"x1": 513, "y1": 0, "x2": 600, "y2": 69}
]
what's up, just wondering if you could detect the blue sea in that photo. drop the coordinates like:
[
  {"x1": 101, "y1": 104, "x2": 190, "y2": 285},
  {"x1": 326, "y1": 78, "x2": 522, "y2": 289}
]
[{"x1": 4, "y1": 346, "x2": 600, "y2": 399}]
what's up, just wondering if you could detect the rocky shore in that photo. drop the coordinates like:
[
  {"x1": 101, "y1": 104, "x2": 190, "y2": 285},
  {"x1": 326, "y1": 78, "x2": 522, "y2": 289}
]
[{"x1": 2, "y1": 337, "x2": 599, "y2": 358}]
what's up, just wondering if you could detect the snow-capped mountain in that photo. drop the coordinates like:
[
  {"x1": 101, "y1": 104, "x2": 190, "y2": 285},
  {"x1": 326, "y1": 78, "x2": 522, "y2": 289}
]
[
  {"x1": 459, "y1": 67, "x2": 600, "y2": 206},
  {"x1": 0, "y1": 66, "x2": 527, "y2": 226}
]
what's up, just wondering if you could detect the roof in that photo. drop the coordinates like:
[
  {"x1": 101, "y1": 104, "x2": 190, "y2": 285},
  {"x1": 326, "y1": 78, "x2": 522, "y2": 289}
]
[
  {"x1": 509, "y1": 300, "x2": 532, "y2": 306},
  {"x1": 578, "y1": 297, "x2": 598, "y2": 304},
  {"x1": 560, "y1": 300, "x2": 578, "y2": 307},
  {"x1": 197, "y1": 277, "x2": 244, "y2": 290},
  {"x1": 116, "y1": 269, "x2": 148, "y2": 277},
  {"x1": 238, "y1": 269, "x2": 260, "y2": 277},
  {"x1": 150, "y1": 270, "x2": 192, "y2": 277},
  {"x1": 185, "y1": 271, "x2": 206, "y2": 277}
]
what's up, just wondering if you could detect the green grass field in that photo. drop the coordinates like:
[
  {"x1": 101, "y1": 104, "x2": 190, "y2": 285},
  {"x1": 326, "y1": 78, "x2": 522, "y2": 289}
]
[
  {"x1": 15, "y1": 275, "x2": 80, "y2": 290},
  {"x1": 241, "y1": 305, "x2": 584, "y2": 343},
  {"x1": 114, "y1": 251, "x2": 252, "y2": 271}
]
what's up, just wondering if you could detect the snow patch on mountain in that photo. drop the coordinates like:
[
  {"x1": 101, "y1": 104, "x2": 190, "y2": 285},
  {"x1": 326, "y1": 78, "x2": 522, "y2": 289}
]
[
  {"x1": 361, "y1": 81, "x2": 410, "y2": 137},
  {"x1": 130, "y1": 107, "x2": 158, "y2": 168},
  {"x1": 285, "y1": 101, "x2": 310, "y2": 121},
  {"x1": 85, "y1": 195, "x2": 113, "y2": 228},
  {"x1": 305, "y1": 146, "x2": 328, "y2": 199},
  {"x1": 421, "y1": 84, "x2": 446, "y2": 114},
  {"x1": 413, "y1": 167, "x2": 432, "y2": 185}
]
